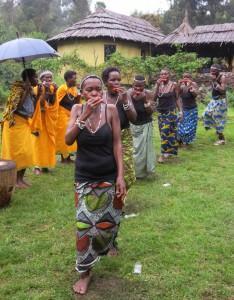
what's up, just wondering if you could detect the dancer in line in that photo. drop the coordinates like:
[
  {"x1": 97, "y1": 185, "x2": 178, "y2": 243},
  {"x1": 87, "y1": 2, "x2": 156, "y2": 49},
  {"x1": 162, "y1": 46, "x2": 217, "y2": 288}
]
[
  {"x1": 177, "y1": 72, "x2": 198, "y2": 146},
  {"x1": 203, "y1": 64, "x2": 227, "y2": 145},
  {"x1": 1, "y1": 69, "x2": 38, "y2": 188},
  {"x1": 102, "y1": 67, "x2": 136, "y2": 255},
  {"x1": 65, "y1": 75, "x2": 126, "y2": 295},
  {"x1": 32, "y1": 71, "x2": 58, "y2": 174},
  {"x1": 102, "y1": 67, "x2": 137, "y2": 189},
  {"x1": 56, "y1": 70, "x2": 80, "y2": 163},
  {"x1": 129, "y1": 75, "x2": 156, "y2": 178},
  {"x1": 154, "y1": 69, "x2": 183, "y2": 163}
]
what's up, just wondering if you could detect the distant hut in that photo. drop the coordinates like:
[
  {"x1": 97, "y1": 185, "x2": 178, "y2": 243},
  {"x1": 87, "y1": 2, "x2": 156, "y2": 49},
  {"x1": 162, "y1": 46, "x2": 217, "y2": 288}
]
[
  {"x1": 185, "y1": 23, "x2": 234, "y2": 70},
  {"x1": 157, "y1": 11, "x2": 193, "y2": 54},
  {"x1": 48, "y1": 8, "x2": 164, "y2": 66}
]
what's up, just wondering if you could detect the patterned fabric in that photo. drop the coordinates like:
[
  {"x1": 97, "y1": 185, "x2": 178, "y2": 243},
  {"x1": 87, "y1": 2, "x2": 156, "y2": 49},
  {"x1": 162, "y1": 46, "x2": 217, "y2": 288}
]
[
  {"x1": 158, "y1": 110, "x2": 178, "y2": 155},
  {"x1": 75, "y1": 182, "x2": 122, "y2": 273},
  {"x1": 203, "y1": 99, "x2": 227, "y2": 133},
  {"x1": 177, "y1": 107, "x2": 198, "y2": 144},
  {"x1": 131, "y1": 122, "x2": 156, "y2": 178},
  {"x1": 2, "y1": 81, "x2": 28, "y2": 127},
  {"x1": 121, "y1": 128, "x2": 136, "y2": 190}
]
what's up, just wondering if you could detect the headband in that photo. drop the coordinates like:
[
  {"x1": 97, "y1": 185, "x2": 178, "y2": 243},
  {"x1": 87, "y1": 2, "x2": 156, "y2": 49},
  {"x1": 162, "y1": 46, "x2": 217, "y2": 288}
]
[
  {"x1": 40, "y1": 70, "x2": 53, "y2": 80},
  {"x1": 80, "y1": 75, "x2": 103, "y2": 91}
]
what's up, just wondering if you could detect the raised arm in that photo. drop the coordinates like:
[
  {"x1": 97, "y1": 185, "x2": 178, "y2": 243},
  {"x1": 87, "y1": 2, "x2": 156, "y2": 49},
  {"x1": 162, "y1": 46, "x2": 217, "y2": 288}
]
[
  {"x1": 109, "y1": 104, "x2": 126, "y2": 198},
  {"x1": 120, "y1": 90, "x2": 137, "y2": 123},
  {"x1": 216, "y1": 75, "x2": 227, "y2": 93},
  {"x1": 65, "y1": 104, "x2": 81, "y2": 145},
  {"x1": 144, "y1": 90, "x2": 154, "y2": 114}
]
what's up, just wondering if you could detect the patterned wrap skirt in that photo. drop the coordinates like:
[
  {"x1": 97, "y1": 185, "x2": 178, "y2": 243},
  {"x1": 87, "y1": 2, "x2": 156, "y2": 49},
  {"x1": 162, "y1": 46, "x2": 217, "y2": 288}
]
[
  {"x1": 131, "y1": 122, "x2": 156, "y2": 178},
  {"x1": 177, "y1": 107, "x2": 198, "y2": 144},
  {"x1": 75, "y1": 182, "x2": 122, "y2": 273},
  {"x1": 158, "y1": 110, "x2": 178, "y2": 156},
  {"x1": 121, "y1": 128, "x2": 136, "y2": 190},
  {"x1": 203, "y1": 98, "x2": 227, "y2": 133}
]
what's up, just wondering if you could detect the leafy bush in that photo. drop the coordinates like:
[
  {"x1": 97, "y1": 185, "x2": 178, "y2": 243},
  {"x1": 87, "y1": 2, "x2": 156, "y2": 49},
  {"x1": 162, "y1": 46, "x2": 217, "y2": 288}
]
[{"x1": 0, "y1": 49, "x2": 210, "y2": 106}]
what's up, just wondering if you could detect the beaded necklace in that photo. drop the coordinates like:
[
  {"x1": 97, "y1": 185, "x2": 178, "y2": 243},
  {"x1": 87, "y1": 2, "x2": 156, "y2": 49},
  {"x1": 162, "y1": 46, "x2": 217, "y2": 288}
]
[
  {"x1": 158, "y1": 81, "x2": 172, "y2": 98},
  {"x1": 87, "y1": 103, "x2": 103, "y2": 134}
]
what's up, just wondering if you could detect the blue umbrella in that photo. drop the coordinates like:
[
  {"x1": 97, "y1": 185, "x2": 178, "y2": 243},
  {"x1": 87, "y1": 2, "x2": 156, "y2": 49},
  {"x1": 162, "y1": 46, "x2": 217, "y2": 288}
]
[{"x1": 0, "y1": 37, "x2": 59, "y2": 66}]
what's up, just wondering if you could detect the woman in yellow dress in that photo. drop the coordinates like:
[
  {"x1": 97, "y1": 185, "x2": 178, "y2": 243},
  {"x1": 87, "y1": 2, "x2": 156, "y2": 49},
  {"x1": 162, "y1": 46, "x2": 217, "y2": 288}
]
[
  {"x1": 31, "y1": 71, "x2": 58, "y2": 175},
  {"x1": 1, "y1": 69, "x2": 38, "y2": 188},
  {"x1": 56, "y1": 70, "x2": 80, "y2": 163}
]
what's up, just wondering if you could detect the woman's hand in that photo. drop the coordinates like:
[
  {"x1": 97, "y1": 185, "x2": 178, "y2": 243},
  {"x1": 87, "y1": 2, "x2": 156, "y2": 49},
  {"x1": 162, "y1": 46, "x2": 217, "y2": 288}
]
[
  {"x1": 114, "y1": 86, "x2": 128, "y2": 104},
  {"x1": 81, "y1": 97, "x2": 103, "y2": 120},
  {"x1": 115, "y1": 176, "x2": 126, "y2": 200}
]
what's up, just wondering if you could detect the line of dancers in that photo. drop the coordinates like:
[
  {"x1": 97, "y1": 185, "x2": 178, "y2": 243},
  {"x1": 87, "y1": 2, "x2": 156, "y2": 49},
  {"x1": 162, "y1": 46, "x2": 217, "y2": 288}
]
[{"x1": 0, "y1": 64, "x2": 228, "y2": 294}]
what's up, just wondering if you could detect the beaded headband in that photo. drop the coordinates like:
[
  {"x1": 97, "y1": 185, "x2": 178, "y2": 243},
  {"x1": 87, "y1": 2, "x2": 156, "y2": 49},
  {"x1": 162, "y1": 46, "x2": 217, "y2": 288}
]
[
  {"x1": 80, "y1": 75, "x2": 103, "y2": 91},
  {"x1": 39, "y1": 70, "x2": 53, "y2": 80}
]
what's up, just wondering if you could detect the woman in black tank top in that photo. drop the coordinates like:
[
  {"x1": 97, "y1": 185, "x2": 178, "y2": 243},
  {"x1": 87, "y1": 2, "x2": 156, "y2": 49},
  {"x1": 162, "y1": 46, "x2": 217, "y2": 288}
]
[
  {"x1": 102, "y1": 67, "x2": 137, "y2": 190},
  {"x1": 177, "y1": 72, "x2": 199, "y2": 146},
  {"x1": 129, "y1": 75, "x2": 156, "y2": 179},
  {"x1": 65, "y1": 75, "x2": 126, "y2": 295},
  {"x1": 203, "y1": 64, "x2": 228, "y2": 145},
  {"x1": 154, "y1": 69, "x2": 183, "y2": 163}
]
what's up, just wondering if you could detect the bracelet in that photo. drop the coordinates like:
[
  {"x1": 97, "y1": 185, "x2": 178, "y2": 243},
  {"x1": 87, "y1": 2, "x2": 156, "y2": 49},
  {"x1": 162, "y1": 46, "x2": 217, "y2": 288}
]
[
  {"x1": 75, "y1": 118, "x2": 86, "y2": 130},
  {"x1": 144, "y1": 102, "x2": 151, "y2": 108},
  {"x1": 123, "y1": 101, "x2": 130, "y2": 111}
]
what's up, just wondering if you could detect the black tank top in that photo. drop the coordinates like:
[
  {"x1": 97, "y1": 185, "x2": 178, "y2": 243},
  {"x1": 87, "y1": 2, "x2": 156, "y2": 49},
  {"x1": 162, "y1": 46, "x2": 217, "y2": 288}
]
[
  {"x1": 181, "y1": 91, "x2": 197, "y2": 110},
  {"x1": 116, "y1": 102, "x2": 130, "y2": 130},
  {"x1": 75, "y1": 105, "x2": 117, "y2": 183},
  {"x1": 157, "y1": 91, "x2": 176, "y2": 113},
  {"x1": 132, "y1": 98, "x2": 152, "y2": 125},
  {"x1": 105, "y1": 92, "x2": 129, "y2": 130}
]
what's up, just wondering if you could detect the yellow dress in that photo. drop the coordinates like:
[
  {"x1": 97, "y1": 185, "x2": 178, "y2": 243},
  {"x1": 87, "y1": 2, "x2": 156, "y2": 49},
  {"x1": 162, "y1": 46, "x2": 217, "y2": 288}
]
[
  {"x1": 31, "y1": 85, "x2": 58, "y2": 168},
  {"x1": 1, "y1": 82, "x2": 34, "y2": 170},
  {"x1": 56, "y1": 84, "x2": 78, "y2": 158}
]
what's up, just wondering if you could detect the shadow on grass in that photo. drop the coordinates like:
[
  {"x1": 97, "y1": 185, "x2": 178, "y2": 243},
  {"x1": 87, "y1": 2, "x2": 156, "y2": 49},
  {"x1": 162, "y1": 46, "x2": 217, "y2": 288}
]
[{"x1": 74, "y1": 275, "x2": 149, "y2": 300}]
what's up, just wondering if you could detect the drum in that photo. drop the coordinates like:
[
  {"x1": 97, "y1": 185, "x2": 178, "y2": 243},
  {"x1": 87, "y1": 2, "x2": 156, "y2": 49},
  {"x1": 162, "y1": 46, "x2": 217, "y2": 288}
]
[{"x1": 0, "y1": 160, "x2": 16, "y2": 207}]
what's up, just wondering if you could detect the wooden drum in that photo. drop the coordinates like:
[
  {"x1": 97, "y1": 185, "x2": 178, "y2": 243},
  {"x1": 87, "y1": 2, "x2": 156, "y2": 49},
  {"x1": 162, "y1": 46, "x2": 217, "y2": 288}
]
[{"x1": 0, "y1": 160, "x2": 16, "y2": 207}]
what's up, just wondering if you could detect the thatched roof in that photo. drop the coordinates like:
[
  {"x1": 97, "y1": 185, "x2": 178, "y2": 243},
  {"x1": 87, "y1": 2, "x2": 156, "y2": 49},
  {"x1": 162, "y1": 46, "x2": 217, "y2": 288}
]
[
  {"x1": 158, "y1": 11, "x2": 193, "y2": 46},
  {"x1": 186, "y1": 23, "x2": 234, "y2": 44},
  {"x1": 48, "y1": 9, "x2": 164, "y2": 46}
]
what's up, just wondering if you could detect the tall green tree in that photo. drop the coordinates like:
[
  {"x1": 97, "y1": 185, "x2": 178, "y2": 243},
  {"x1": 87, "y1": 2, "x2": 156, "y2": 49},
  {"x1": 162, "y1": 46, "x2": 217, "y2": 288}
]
[{"x1": 161, "y1": 0, "x2": 234, "y2": 33}]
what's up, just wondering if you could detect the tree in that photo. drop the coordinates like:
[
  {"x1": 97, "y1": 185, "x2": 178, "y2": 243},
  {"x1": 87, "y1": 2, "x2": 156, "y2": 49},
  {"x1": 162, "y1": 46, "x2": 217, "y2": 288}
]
[
  {"x1": 161, "y1": 0, "x2": 234, "y2": 33},
  {"x1": 62, "y1": 0, "x2": 91, "y2": 24},
  {"x1": 95, "y1": 1, "x2": 106, "y2": 10},
  {"x1": 132, "y1": 11, "x2": 162, "y2": 28}
]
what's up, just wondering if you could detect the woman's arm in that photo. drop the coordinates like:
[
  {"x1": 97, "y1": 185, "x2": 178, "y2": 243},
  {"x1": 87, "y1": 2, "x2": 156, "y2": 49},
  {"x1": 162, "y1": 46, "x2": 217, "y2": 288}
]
[
  {"x1": 120, "y1": 91, "x2": 137, "y2": 123},
  {"x1": 174, "y1": 83, "x2": 183, "y2": 112},
  {"x1": 65, "y1": 104, "x2": 81, "y2": 145},
  {"x1": 216, "y1": 75, "x2": 227, "y2": 93},
  {"x1": 65, "y1": 98, "x2": 103, "y2": 145},
  {"x1": 189, "y1": 82, "x2": 199, "y2": 97},
  {"x1": 144, "y1": 90, "x2": 154, "y2": 114},
  {"x1": 109, "y1": 104, "x2": 126, "y2": 198}
]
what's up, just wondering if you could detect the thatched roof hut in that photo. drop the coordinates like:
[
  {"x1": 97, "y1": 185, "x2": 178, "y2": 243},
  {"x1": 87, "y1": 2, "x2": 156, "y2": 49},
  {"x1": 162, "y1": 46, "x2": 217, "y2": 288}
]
[
  {"x1": 185, "y1": 23, "x2": 234, "y2": 69},
  {"x1": 48, "y1": 9, "x2": 164, "y2": 66},
  {"x1": 157, "y1": 11, "x2": 193, "y2": 53},
  {"x1": 48, "y1": 8, "x2": 164, "y2": 46}
]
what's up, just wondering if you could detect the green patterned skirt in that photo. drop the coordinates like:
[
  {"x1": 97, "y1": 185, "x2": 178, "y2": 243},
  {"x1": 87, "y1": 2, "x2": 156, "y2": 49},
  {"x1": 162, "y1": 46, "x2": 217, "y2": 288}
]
[{"x1": 121, "y1": 128, "x2": 136, "y2": 190}]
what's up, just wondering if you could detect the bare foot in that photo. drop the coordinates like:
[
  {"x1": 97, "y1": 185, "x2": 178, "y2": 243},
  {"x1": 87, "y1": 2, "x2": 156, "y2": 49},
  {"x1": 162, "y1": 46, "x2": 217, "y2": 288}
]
[
  {"x1": 157, "y1": 156, "x2": 165, "y2": 163},
  {"x1": 73, "y1": 272, "x2": 92, "y2": 295},
  {"x1": 34, "y1": 168, "x2": 42, "y2": 175},
  {"x1": 16, "y1": 181, "x2": 28, "y2": 189},
  {"x1": 107, "y1": 247, "x2": 118, "y2": 257},
  {"x1": 22, "y1": 179, "x2": 31, "y2": 187}
]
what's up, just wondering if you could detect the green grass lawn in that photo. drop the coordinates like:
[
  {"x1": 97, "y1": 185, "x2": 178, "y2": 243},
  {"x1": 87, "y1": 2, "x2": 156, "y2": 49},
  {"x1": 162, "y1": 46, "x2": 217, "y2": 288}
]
[{"x1": 0, "y1": 107, "x2": 234, "y2": 300}]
